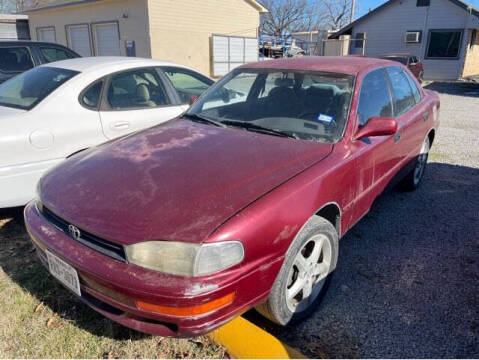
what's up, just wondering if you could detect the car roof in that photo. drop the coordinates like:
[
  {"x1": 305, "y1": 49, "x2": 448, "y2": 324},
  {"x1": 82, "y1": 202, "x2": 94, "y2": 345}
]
[
  {"x1": 241, "y1": 56, "x2": 395, "y2": 76},
  {"x1": 0, "y1": 40, "x2": 70, "y2": 47},
  {"x1": 41, "y1": 56, "x2": 193, "y2": 72}
]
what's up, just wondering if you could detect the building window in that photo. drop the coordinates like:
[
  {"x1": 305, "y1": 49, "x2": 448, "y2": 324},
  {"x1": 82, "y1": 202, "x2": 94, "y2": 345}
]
[
  {"x1": 426, "y1": 29, "x2": 463, "y2": 59},
  {"x1": 417, "y1": 0, "x2": 430, "y2": 7},
  {"x1": 354, "y1": 32, "x2": 365, "y2": 48},
  {"x1": 36, "y1": 26, "x2": 56, "y2": 43}
]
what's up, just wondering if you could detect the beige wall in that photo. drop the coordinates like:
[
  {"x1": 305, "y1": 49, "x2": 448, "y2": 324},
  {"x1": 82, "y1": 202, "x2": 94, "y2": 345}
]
[
  {"x1": 147, "y1": 0, "x2": 260, "y2": 76},
  {"x1": 462, "y1": 29, "x2": 479, "y2": 78},
  {"x1": 27, "y1": 0, "x2": 152, "y2": 58}
]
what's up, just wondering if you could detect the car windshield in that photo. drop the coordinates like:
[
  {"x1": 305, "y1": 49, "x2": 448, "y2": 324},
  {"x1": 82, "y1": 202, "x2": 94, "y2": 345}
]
[
  {"x1": 382, "y1": 56, "x2": 408, "y2": 65},
  {"x1": 0, "y1": 66, "x2": 79, "y2": 110},
  {"x1": 187, "y1": 68, "x2": 354, "y2": 142}
]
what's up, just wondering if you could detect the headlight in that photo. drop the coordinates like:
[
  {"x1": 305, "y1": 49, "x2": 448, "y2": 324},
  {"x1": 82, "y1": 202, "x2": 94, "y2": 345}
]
[{"x1": 125, "y1": 240, "x2": 244, "y2": 277}]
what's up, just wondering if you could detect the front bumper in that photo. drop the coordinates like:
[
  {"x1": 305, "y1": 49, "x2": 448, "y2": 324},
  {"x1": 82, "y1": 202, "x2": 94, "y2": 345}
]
[{"x1": 24, "y1": 202, "x2": 281, "y2": 337}]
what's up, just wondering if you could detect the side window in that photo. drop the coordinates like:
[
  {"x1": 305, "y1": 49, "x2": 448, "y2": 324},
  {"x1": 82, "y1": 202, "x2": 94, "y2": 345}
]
[
  {"x1": 39, "y1": 47, "x2": 76, "y2": 64},
  {"x1": 0, "y1": 47, "x2": 34, "y2": 73},
  {"x1": 357, "y1": 69, "x2": 393, "y2": 126},
  {"x1": 162, "y1": 67, "x2": 213, "y2": 104},
  {"x1": 386, "y1": 67, "x2": 416, "y2": 116},
  {"x1": 106, "y1": 68, "x2": 170, "y2": 110},
  {"x1": 403, "y1": 70, "x2": 421, "y2": 104},
  {"x1": 81, "y1": 81, "x2": 103, "y2": 109}
]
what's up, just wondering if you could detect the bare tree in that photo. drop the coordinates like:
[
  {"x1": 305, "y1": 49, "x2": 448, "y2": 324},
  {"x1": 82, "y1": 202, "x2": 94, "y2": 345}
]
[
  {"x1": 260, "y1": 0, "x2": 316, "y2": 36},
  {"x1": 315, "y1": 0, "x2": 353, "y2": 30},
  {"x1": 0, "y1": 0, "x2": 38, "y2": 13}
]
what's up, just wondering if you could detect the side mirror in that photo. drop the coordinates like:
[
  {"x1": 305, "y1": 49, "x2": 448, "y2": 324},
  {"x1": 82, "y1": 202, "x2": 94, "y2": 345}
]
[
  {"x1": 355, "y1": 117, "x2": 398, "y2": 140},
  {"x1": 189, "y1": 95, "x2": 199, "y2": 105}
]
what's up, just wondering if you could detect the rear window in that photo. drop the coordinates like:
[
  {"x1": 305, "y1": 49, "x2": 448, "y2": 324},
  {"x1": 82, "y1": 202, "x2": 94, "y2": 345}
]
[
  {"x1": 39, "y1": 47, "x2": 76, "y2": 64},
  {"x1": 0, "y1": 66, "x2": 79, "y2": 110},
  {"x1": 0, "y1": 47, "x2": 34, "y2": 73}
]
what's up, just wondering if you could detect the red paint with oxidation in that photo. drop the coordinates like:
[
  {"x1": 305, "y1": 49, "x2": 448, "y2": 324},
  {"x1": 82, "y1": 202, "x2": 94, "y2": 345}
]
[{"x1": 24, "y1": 56, "x2": 440, "y2": 337}]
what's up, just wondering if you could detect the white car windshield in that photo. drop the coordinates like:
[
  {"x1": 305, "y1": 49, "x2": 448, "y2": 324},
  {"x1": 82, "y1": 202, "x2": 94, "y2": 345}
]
[
  {"x1": 187, "y1": 68, "x2": 354, "y2": 142},
  {"x1": 0, "y1": 66, "x2": 79, "y2": 110}
]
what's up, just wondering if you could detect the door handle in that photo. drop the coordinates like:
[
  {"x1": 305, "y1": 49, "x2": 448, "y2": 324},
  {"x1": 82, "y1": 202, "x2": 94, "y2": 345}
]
[
  {"x1": 423, "y1": 113, "x2": 429, "y2": 122},
  {"x1": 111, "y1": 121, "x2": 130, "y2": 130},
  {"x1": 394, "y1": 132, "x2": 402, "y2": 143}
]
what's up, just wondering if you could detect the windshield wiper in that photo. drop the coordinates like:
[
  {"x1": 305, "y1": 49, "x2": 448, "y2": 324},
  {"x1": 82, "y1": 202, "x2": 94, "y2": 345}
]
[
  {"x1": 183, "y1": 113, "x2": 227, "y2": 128},
  {"x1": 221, "y1": 120, "x2": 298, "y2": 139}
]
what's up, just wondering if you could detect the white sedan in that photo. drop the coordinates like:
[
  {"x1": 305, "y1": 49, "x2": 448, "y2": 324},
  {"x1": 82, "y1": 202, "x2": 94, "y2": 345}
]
[{"x1": 0, "y1": 57, "x2": 214, "y2": 208}]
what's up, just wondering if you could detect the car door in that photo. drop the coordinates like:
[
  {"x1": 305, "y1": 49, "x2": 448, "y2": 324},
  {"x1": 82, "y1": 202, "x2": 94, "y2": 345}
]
[
  {"x1": 0, "y1": 46, "x2": 36, "y2": 84},
  {"x1": 386, "y1": 67, "x2": 430, "y2": 162},
  {"x1": 385, "y1": 66, "x2": 428, "y2": 164},
  {"x1": 350, "y1": 68, "x2": 400, "y2": 220},
  {"x1": 161, "y1": 66, "x2": 214, "y2": 104},
  {"x1": 99, "y1": 67, "x2": 186, "y2": 140}
]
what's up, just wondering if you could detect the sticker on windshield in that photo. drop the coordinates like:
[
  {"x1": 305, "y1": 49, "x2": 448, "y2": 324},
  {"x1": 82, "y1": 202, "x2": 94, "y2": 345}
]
[{"x1": 317, "y1": 114, "x2": 334, "y2": 124}]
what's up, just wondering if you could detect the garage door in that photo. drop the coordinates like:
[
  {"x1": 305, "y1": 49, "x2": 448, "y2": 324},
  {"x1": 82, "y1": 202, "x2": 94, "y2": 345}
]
[
  {"x1": 37, "y1": 27, "x2": 55, "y2": 43},
  {"x1": 92, "y1": 22, "x2": 120, "y2": 56},
  {"x1": 212, "y1": 35, "x2": 258, "y2": 77},
  {"x1": 66, "y1": 24, "x2": 92, "y2": 56}
]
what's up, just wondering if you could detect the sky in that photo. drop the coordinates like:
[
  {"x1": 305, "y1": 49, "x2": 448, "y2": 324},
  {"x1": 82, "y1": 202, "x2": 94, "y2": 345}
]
[{"x1": 354, "y1": 0, "x2": 479, "y2": 18}]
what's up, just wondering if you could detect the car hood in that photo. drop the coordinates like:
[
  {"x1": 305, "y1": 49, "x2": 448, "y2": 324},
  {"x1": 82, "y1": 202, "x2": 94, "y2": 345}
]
[{"x1": 41, "y1": 119, "x2": 333, "y2": 245}]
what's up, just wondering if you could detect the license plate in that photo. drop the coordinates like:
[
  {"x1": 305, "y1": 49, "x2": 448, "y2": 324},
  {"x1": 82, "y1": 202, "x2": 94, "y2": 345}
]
[{"x1": 46, "y1": 250, "x2": 81, "y2": 297}]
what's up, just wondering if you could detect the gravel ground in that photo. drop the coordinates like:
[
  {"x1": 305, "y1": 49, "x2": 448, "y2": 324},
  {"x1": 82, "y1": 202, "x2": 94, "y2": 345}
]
[{"x1": 252, "y1": 82, "x2": 479, "y2": 358}]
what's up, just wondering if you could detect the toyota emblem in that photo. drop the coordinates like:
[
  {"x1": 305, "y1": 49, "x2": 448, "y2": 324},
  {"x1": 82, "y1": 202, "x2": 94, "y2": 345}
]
[{"x1": 68, "y1": 224, "x2": 81, "y2": 240}]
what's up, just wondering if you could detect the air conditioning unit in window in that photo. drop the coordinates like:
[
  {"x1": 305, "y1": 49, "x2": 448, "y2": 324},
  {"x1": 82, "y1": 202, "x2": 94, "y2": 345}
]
[{"x1": 405, "y1": 31, "x2": 421, "y2": 43}]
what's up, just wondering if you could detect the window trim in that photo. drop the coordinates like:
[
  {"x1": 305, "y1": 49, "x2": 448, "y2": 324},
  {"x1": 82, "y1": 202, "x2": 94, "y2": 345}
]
[
  {"x1": 100, "y1": 66, "x2": 177, "y2": 112},
  {"x1": 385, "y1": 66, "x2": 417, "y2": 117},
  {"x1": 0, "y1": 46, "x2": 35, "y2": 74},
  {"x1": 78, "y1": 78, "x2": 106, "y2": 111},
  {"x1": 425, "y1": 28, "x2": 464, "y2": 60},
  {"x1": 65, "y1": 23, "x2": 93, "y2": 57},
  {"x1": 36, "y1": 26, "x2": 56, "y2": 42}
]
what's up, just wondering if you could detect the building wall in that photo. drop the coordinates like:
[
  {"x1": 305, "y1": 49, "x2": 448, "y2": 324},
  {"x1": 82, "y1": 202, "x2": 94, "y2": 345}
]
[
  {"x1": 147, "y1": 0, "x2": 260, "y2": 76},
  {"x1": 27, "y1": 0, "x2": 151, "y2": 57},
  {"x1": 462, "y1": 29, "x2": 479, "y2": 77},
  {"x1": 350, "y1": 0, "x2": 479, "y2": 80}
]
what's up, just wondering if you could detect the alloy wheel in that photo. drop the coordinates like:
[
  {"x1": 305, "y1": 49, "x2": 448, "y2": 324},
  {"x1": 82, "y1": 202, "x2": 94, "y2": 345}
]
[{"x1": 285, "y1": 234, "x2": 332, "y2": 313}]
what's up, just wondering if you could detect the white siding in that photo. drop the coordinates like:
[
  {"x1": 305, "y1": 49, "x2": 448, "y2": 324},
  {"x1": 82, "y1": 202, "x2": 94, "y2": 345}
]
[{"x1": 350, "y1": 0, "x2": 478, "y2": 80}]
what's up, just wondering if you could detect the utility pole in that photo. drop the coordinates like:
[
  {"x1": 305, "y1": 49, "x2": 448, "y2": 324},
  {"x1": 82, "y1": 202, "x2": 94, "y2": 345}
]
[{"x1": 350, "y1": 0, "x2": 356, "y2": 23}]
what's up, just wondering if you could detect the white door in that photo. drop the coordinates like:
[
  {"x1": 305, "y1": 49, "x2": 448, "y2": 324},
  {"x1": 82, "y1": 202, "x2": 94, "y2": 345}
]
[
  {"x1": 93, "y1": 23, "x2": 121, "y2": 56},
  {"x1": 66, "y1": 24, "x2": 92, "y2": 56},
  {"x1": 37, "y1": 27, "x2": 55, "y2": 43},
  {"x1": 99, "y1": 67, "x2": 186, "y2": 139}
]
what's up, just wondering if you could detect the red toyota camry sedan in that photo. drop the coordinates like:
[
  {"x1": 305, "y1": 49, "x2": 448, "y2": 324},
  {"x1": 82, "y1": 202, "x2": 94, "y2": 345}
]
[{"x1": 25, "y1": 57, "x2": 439, "y2": 337}]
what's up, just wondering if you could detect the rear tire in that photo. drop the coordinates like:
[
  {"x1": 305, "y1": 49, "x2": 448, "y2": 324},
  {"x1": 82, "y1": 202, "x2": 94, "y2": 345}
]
[
  {"x1": 255, "y1": 216, "x2": 338, "y2": 325},
  {"x1": 399, "y1": 136, "x2": 430, "y2": 191}
]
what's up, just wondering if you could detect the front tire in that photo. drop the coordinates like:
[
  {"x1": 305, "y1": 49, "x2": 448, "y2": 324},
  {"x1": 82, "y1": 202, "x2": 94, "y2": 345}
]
[{"x1": 255, "y1": 216, "x2": 338, "y2": 325}]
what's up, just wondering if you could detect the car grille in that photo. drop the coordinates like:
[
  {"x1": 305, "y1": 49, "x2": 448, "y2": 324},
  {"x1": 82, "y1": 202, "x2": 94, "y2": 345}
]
[{"x1": 41, "y1": 205, "x2": 127, "y2": 262}]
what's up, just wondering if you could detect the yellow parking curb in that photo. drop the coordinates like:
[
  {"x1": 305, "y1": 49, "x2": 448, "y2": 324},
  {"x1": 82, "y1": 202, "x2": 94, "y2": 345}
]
[{"x1": 208, "y1": 316, "x2": 306, "y2": 359}]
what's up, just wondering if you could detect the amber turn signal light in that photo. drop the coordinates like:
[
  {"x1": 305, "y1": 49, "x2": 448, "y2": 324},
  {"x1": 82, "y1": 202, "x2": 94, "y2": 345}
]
[{"x1": 136, "y1": 292, "x2": 235, "y2": 317}]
